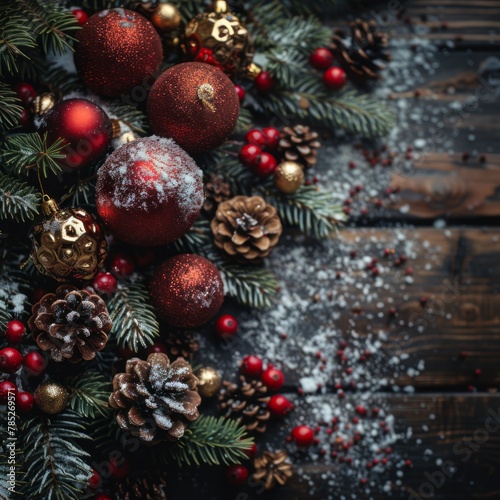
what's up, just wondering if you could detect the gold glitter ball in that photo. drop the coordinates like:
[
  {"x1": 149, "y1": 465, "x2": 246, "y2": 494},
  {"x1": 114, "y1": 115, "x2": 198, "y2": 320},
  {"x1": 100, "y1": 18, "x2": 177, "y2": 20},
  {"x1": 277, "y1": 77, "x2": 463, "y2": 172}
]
[
  {"x1": 194, "y1": 367, "x2": 222, "y2": 398},
  {"x1": 274, "y1": 161, "x2": 305, "y2": 194},
  {"x1": 34, "y1": 382, "x2": 68, "y2": 414},
  {"x1": 150, "y1": 3, "x2": 182, "y2": 33}
]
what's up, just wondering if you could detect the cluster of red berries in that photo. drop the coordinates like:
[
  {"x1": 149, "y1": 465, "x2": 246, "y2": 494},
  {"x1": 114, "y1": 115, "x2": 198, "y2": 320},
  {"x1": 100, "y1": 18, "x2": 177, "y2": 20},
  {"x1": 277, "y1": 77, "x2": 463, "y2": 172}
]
[
  {"x1": 239, "y1": 127, "x2": 281, "y2": 178},
  {"x1": 309, "y1": 47, "x2": 347, "y2": 91}
]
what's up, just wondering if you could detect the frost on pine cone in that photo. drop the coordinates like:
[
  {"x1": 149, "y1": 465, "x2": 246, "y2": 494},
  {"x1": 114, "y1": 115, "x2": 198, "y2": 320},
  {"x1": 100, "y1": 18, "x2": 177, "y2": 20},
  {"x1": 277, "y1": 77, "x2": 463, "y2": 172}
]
[
  {"x1": 109, "y1": 353, "x2": 201, "y2": 443},
  {"x1": 253, "y1": 450, "x2": 293, "y2": 490},
  {"x1": 28, "y1": 285, "x2": 111, "y2": 362},
  {"x1": 218, "y1": 375, "x2": 270, "y2": 433},
  {"x1": 278, "y1": 125, "x2": 321, "y2": 169},
  {"x1": 211, "y1": 195, "x2": 282, "y2": 261}
]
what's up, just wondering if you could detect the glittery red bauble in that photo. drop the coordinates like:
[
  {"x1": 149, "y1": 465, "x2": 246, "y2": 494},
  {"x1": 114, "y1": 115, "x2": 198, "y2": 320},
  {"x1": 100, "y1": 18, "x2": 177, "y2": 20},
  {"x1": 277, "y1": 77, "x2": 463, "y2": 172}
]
[
  {"x1": 40, "y1": 98, "x2": 112, "y2": 170},
  {"x1": 74, "y1": 9, "x2": 163, "y2": 97},
  {"x1": 150, "y1": 254, "x2": 224, "y2": 327},
  {"x1": 147, "y1": 62, "x2": 240, "y2": 153},
  {"x1": 95, "y1": 136, "x2": 204, "y2": 247}
]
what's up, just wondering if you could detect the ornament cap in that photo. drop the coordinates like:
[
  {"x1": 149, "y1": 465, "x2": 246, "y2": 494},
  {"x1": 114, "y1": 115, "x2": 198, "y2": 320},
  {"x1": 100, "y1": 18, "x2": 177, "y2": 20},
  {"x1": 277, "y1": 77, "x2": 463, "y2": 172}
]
[
  {"x1": 40, "y1": 195, "x2": 60, "y2": 216},
  {"x1": 111, "y1": 119, "x2": 121, "y2": 139},
  {"x1": 246, "y1": 62, "x2": 262, "y2": 79},
  {"x1": 214, "y1": 0, "x2": 228, "y2": 13}
]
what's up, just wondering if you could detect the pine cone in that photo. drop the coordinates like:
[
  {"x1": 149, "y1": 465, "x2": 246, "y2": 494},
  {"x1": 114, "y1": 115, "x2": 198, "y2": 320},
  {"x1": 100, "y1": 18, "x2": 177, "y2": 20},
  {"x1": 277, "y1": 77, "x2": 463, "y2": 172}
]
[
  {"x1": 115, "y1": 470, "x2": 167, "y2": 500},
  {"x1": 278, "y1": 125, "x2": 321, "y2": 169},
  {"x1": 28, "y1": 285, "x2": 111, "y2": 363},
  {"x1": 210, "y1": 196, "x2": 282, "y2": 261},
  {"x1": 203, "y1": 173, "x2": 232, "y2": 215},
  {"x1": 218, "y1": 375, "x2": 270, "y2": 433},
  {"x1": 330, "y1": 19, "x2": 391, "y2": 84},
  {"x1": 109, "y1": 353, "x2": 201, "y2": 443},
  {"x1": 164, "y1": 330, "x2": 199, "y2": 360},
  {"x1": 253, "y1": 450, "x2": 293, "y2": 490}
]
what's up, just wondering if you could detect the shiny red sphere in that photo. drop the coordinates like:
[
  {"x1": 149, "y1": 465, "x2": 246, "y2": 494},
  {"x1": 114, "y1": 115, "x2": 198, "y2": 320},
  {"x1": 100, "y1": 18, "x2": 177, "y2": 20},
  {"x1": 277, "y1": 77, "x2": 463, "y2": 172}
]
[
  {"x1": 72, "y1": 9, "x2": 88, "y2": 26},
  {"x1": 110, "y1": 254, "x2": 135, "y2": 278},
  {"x1": 239, "y1": 144, "x2": 261, "y2": 167},
  {"x1": 261, "y1": 367, "x2": 285, "y2": 390},
  {"x1": 19, "y1": 108, "x2": 31, "y2": 128},
  {"x1": 215, "y1": 314, "x2": 238, "y2": 339},
  {"x1": 235, "y1": 85, "x2": 246, "y2": 102},
  {"x1": 89, "y1": 469, "x2": 101, "y2": 489},
  {"x1": 309, "y1": 47, "x2": 334, "y2": 70},
  {"x1": 245, "y1": 129, "x2": 267, "y2": 148},
  {"x1": 225, "y1": 464, "x2": 249, "y2": 486},
  {"x1": 240, "y1": 355, "x2": 263, "y2": 377},
  {"x1": 16, "y1": 392, "x2": 34, "y2": 413},
  {"x1": 262, "y1": 127, "x2": 281, "y2": 149},
  {"x1": 0, "y1": 380, "x2": 17, "y2": 401},
  {"x1": 291, "y1": 425, "x2": 315, "y2": 447},
  {"x1": 268, "y1": 394, "x2": 294, "y2": 417},
  {"x1": 23, "y1": 351, "x2": 47, "y2": 376},
  {"x1": 93, "y1": 272, "x2": 118, "y2": 294},
  {"x1": 40, "y1": 98, "x2": 112, "y2": 170},
  {"x1": 0, "y1": 347, "x2": 23, "y2": 373},
  {"x1": 14, "y1": 82, "x2": 36, "y2": 105},
  {"x1": 5, "y1": 320, "x2": 25, "y2": 343},
  {"x1": 253, "y1": 152, "x2": 277, "y2": 178},
  {"x1": 244, "y1": 443, "x2": 257, "y2": 459},
  {"x1": 323, "y1": 67, "x2": 347, "y2": 91},
  {"x1": 255, "y1": 71, "x2": 274, "y2": 94},
  {"x1": 94, "y1": 495, "x2": 112, "y2": 500},
  {"x1": 74, "y1": 9, "x2": 162, "y2": 97}
]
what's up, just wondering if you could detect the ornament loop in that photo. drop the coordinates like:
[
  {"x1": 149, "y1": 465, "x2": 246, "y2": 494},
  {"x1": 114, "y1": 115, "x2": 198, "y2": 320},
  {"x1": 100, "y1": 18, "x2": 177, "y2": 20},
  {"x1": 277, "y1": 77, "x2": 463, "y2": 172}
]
[
  {"x1": 197, "y1": 83, "x2": 216, "y2": 112},
  {"x1": 40, "y1": 195, "x2": 60, "y2": 216}
]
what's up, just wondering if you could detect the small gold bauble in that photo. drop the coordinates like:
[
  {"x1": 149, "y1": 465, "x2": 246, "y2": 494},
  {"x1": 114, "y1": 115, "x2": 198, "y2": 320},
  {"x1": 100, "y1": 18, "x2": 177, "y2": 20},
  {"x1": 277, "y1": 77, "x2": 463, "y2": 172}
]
[
  {"x1": 274, "y1": 161, "x2": 305, "y2": 194},
  {"x1": 151, "y1": 3, "x2": 182, "y2": 33},
  {"x1": 195, "y1": 367, "x2": 222, "y2": 398},
  {"x1": 31, "y1": 92, "x2": 56, "y2": 117},
  {"x1": 34, "y1": 382, "x2": 68, "y2": 414}
]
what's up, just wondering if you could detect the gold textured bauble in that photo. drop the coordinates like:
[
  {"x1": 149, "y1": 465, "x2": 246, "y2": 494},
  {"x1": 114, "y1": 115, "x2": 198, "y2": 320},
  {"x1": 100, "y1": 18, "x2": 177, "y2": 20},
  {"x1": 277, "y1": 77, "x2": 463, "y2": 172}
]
[
  {"x1": 183, "y1": 1, "x2": 254, "y2": 76},
  {"x1": 34, "y1": 382, "x2": 68, "y2": 414},
  {"x1": 194, "y1": 367, "x2": 222, "y2": 398},
  {"x1": 31, "y1": 92, "x2": 56, "y2": 117},
  {"x1": 151, "y1": 3, "x2": 181, "y2": 33},
  {"x1": 274, "y1": 161, "x2": 305, "y2": 194},
  {"x1": 31, "y1": 196, "x2": 108, "y2": 282}
]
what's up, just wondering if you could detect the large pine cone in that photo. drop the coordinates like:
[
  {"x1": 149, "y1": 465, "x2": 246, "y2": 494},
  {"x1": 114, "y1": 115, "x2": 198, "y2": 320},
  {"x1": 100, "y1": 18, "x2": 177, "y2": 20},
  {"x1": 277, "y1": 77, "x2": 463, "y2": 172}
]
[
  {"x1": 211, "y1": 196, "x2": 282, "y2": 261},
  {"x1": 109, "y1": 353, "x2": 201, "y2": 443},
  {"x1": 253, "y1": 450, "x2": 293, "y2": 490},
  {"x1": 330, "y1": 19, "x2": 391, "y2": 84},
  {"x1": 278, "y1": 125, "x2": 321, "y2": 169},
  {"x1": 28, "y1": 285, "x2": 111, "y2": 362},
  {"x1": 218, "y1": 376, "x2": 270, "y2": 433}
]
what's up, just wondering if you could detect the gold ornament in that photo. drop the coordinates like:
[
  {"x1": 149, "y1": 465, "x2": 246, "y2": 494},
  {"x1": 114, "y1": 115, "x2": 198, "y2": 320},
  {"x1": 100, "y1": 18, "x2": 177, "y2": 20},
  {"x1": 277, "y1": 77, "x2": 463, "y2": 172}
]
[
  {"x1": 31, "y1": 196, "x2": 108, "y2": 282},
  {"x1": 151, "y1": 3, "x2": 182, "y2": 33},
  {"x1": 183, "y1": 1, "x2": 254, "y2": 77},
  {"x1": 31, "y1": 92, "x2": 56, "y2": 117},
  {"x1": 34, "y1": 382, "x2": 68, "y2": 414},
  {"x1": 274, "y1": 161, "x2": 305, "y2": 194},
  {"x1": 195, "y1": 367, "x2": 222, "y2": 398}
]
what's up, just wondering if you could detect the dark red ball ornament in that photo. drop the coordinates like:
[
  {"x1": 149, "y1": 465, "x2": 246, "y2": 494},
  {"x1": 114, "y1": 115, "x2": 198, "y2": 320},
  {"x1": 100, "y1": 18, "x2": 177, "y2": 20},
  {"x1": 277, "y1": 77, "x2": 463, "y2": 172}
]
[
  {"x1": 147, "y1": 62, "x2": 240, "y2": 153},
  {"x1": 150, "y1": 254, "x2": 224, "y2": 328},
  {"x1": 40, "y1": 98, "x2": 112, "y2": 170},
  {"x1": 96, "y1": 136, "x2": 204, "y2": 247},
  {"x1": 323, "y1": 67, "x2": 347, "y2": 91},
  {"x1": 74, "y1": 9, "x2": 163, "y2": 97}
]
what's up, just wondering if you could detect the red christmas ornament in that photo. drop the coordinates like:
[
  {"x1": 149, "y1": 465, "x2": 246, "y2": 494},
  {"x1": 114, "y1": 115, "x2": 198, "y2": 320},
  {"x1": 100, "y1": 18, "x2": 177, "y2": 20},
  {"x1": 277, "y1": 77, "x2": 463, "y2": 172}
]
[
  {"x1": 40, "y1": 98, "x2": 112, "y2": 170},
  {"x1": 215, "y1": 314, "x2": 238, "y2": 339},
  {"x1": 74, "y1": 9, "x2": 162, "y2": 97},
  {"x1": 14, "y1": 82, "x2": 37, "y2": 106},
  {"x1": 255, "y1": 71, "x2": 274, "y2": 94},
  {"x1": 245, "y1": 129, "x2": 267, "y2": 148},
  {"x1": 239, "y1": 144, "x2": 261, "y2": 167},
  {"x1": 225, "y1": 464, "x2": 249, "y2": 486},
  {"x1": 268, "y1": 394, "x2": 294, "y2": 417},
  {"x1": 109, "y1": 254, "x2": 135, "y2": 277},
  {"x1": 16, "y1": 392, "x2": 34, "y2": 413},
  {"x1": 323, "y1": 67, "x2": 347, "y2": 90},
  {"x1": 5, "y1": 319, "x2": 25, "y2": 343},
  {"x1": 291, "y1": 425, "x2": 315, "y2": 447},
  {"x1": 262, "y1": 127, "x2": 281, "y2": 149},
  {"x1": 235, "y1": 85, "x2": 246, "y2": 103},
  {"x1": 93, "y1": 272, "x2": 118, "y2": 294},
  {"x1": 23, "y1": 351, "x2": 47, "y2": 376},
  {"x1": 309, "y1": 47, "x2": 334, "y2": 70},
  {"x1": 96, "y1": 136, "x2": 204, "y2": 246},
  {"x1": 0, "y1": 347, "x2": 23, "y2": 373},
  {"x1": 261, "y1": 367, "x2": 284, "y2": 391},
  {"x1": 252, "y1": 152, "x2": 277, "y2": 178},
  {"x1": 72, "y1": 9, "x2": 88, "y2": 26},
  {"x1": 0, "y1": 380, "x2": 17, "y2": 402},
  {"x1": 240, "y1": 355, "x2": 263, "y2": 377},
  {"x1": 89, "y1": 469, "x2": 101, "y2": 489},
  {"x1": 150, "y1": 254, "x2": 224, "y2": 328},
  {"x1": 147, "y1": 63, "x2": 240, "y2": 153}
]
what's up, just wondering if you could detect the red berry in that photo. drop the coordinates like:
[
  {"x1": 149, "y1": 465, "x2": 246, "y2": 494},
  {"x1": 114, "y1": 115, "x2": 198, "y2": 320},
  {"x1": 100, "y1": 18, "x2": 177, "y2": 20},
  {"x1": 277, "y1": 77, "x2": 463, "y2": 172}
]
[
  {"x1": 72, "y1": 9, "x2": 88, "y2": 26},
  {"x1": 94, "y1": 495, "x2": 112, "y2": 500},
  {"x1": 5, "y1": 320, "x2": 25, "y2": 343},
  {"x1": 268, "y1": 394, "x2": 294, "y2": 417},
  {"x1": 252, "y1": 152, "x2": 277, "y2": 178},
  {"x1": 356, "y1": 405, "x2": 368, "y2": 416},
  {"x1": 225, "y1": 464, "x2": 248, "y2": 486},
  {"x1": 146, "y1": 342, "x2": 168, "y2": 355},
  {"x1": 255, "y1": 71, "x2": 274, "y2": 94},
  {"x1": 0, "y1": 380, "x2": 17, "y2": 402},
  {"x1": 19, "y1": 108, "x2": 31, "y2": 128},
  {"x1": 323, "y1": 67, "x2": 347, "y2": 90},
  {"x1": 262, "y1": 127, "x2": 281, "y2": 149},
  {"x1": 235, "y1": 85, "x2": 245, "y2": 103},
  {"x1": 309, "y1": 47, "x2": 334, "y2": 70},
  {"x1": 23, "y1": 351, "x2": 47, "y2": 376},
  {"x1": 109, "y1": 458, "x2": 129, "y2": 479},
  {"x1": 16, "y1": 391, "x2": 34, "y2": 413},
  {"x1": 93, "y1": 272, "x2": 118, "y2": 294},
  {"x1": 239, "y1": 143, "x2": 261, "y2": 167},
  {"x1": 14, "y1": 82, "x2": 36, "y2": 105},
  {"x1": 291, "y1": 425, "x2": 315, "y2": 447},
  {"x1": 240, "y1": 355, "x2": 263, "y2": 377},
  {"x1": 261, "y1": 367, "x2": 285, "y2": 391},
  {"x1": 245, "y1": 129, "x2": 268, "y2": 148},
  {"x1": 0, "y1": 347, "x2": 23, "y2": 373},
  {"x1": 215, "y1": 314, "x2": 238, "y2": 339},
  {"x1": 243, "y1": 442, "x2": 257, "y2": 459},
  {"x1": 133, "y1": 250, "x2": 155, "y2": 268},
  {"x1": 110, "y1": 254, "x2": 134, "y2": 277},
  {"x1": 89, "y1": 468, "x2": 101, "y2": 489}
]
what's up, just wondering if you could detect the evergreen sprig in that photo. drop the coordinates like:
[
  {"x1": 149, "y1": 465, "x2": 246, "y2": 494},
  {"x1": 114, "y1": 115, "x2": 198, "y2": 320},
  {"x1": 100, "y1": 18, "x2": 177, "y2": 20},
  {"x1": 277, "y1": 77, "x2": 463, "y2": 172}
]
[
  {"x1": 0, "y1": 174, "x2": 40, "y2": 222},
  {"x1": 0, "y1": 82, "x2": 24, "y2": 132},
  {"x1": 166, "y1": 415, "x2": 254, "y2": 466},
  {"x1": 172, "y1": 218, "x2": 211, "y2": 254},
  {"x1": 107, "y1": 280, "x2": 160, "y2": 351},
  {"x1": 20, "y1": 410, "x2": 92, "y2": 500},
  {"x1": 0, "y1": 16, "x2": 37, "y2": 76},
  {"x1": 68, "y1": 371, "x2": 111, "y2": 418}
]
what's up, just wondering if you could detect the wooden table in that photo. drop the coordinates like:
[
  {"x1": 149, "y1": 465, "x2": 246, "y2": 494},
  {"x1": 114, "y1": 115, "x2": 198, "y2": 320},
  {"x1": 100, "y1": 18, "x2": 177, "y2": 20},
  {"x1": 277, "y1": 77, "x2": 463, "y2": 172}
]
[{"x1": 170, "y1": 1, "x2": 500, "y2": 498}]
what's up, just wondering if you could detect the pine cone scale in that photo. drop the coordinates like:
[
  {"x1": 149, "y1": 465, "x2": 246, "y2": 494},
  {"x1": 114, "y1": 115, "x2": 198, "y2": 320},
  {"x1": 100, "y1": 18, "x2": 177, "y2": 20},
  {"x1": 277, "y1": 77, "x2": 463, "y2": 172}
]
[{"x1": 278, "y1": 125, "x2": 321, "y2": 169}]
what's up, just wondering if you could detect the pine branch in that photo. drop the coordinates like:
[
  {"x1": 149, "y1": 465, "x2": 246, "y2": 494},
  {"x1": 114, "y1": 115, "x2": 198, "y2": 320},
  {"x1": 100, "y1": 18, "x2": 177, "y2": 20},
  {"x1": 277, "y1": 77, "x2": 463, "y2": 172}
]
[
  {"x1": 20, "y1": 410, "x2": 92, "y2": 500},
  {"x1": 67, "y1": 371, "x2": 111, "y2": 418},
  {"x1": 60, "y1": 168, "x2": 97, "y2": 207},
  {"x1": 42, "y1": 66, "x2": 84, "y2": 95},
  {"x1": 0, "y1": 16, "x2": 37, "y2": 77},
  {"x1": 171, "y1": 218, "x2": 211, "y2": 254},
  {"x1": 166, "y1": 416, "x2": 254, "y2": 466},
  {"x1": 1, "y1": 132, "x2": 65, "y2": 177},
  {"x1": 0, "y1": 174, "x2": 40, "y2": 222},
  {"x1": 0, "y1": 82, "x2": 24, "y2": 132},
  {"x1": 107, "y1": 101, "x2": 149, "y2": 135},
  {"x1": 107, "y1": 280, "x2": 160, "y2": 351},
  {"x1": 234, "y1": 107, "x2": 253, "y2": 135}
]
